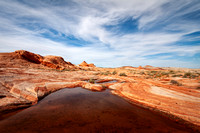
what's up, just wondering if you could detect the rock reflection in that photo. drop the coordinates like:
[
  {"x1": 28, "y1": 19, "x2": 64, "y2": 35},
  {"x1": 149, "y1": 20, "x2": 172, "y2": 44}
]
[{"x1": 0, "y1": 87, "x2": 195, "y2": 133}]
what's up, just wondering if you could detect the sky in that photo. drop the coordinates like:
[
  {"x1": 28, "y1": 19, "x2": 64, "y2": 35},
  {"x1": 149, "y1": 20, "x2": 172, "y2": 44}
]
[{"x1": 0, "y1": 0, "x2": 200, "y2": 68}]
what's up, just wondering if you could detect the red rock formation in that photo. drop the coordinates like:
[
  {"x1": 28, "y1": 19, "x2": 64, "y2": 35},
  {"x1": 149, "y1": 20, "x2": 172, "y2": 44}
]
[
  {"x1": 79, "y1": 61, "x2": 89, "y2": 67},
  {"x1": 144, "y1": 65, "x2": 153, "y2": 68},
  {"x1": 79, "y1": 61, "x2": 96, "y2": 67},
  {"x1": 15, "y1": 50, "x2": 75, "y2": 70},
  {"x1": 15, "y1": 50, "x2": 43, "y2": 64},
  {"x1": 138, "y1": 66, "x2": 143, "y2": 69},
  {"x1": 88, "y1": 63, "x2": 96, "y2": 67}
]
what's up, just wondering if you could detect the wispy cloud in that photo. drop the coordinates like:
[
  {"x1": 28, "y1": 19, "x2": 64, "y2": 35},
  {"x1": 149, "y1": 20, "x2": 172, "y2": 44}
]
[{"x1": 0, "y1": 0, "x2": 199, "y2": 68}]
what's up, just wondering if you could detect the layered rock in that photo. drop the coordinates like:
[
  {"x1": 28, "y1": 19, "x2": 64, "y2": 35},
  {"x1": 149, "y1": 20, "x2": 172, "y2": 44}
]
[
  {"x1": 0, "y1": 50, "x2": 200, "y2": 130},
  {"x1": 88, "y1": 63, "x2": 96, "y2": 67},
  {"x1": 138, "y1": 66, "x2": 143, "y2": 69},
  {"x1": 15, "y1": 50, "x2": 76, "y2": 70},
  {"x1": 79, "y1": 61, "x2": 96, "y2": 67},
  {"x1": 15, "y1": 50, "x2": 43, "y2": 64}
]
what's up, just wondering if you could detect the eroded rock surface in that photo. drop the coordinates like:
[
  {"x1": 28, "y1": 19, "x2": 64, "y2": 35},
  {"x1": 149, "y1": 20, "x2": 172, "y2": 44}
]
[
  {"x1": 0, "y1": 50, "x2": 200, "y2": 130},
  {"x1": 79, "y1": 61, "x2": 96, "y2": 67},
  {"x1": 15, "y1": 50, "x2": 76, "y2": 70}
]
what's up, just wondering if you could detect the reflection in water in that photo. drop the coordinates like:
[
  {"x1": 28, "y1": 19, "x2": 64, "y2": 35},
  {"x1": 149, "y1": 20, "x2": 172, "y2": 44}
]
[
  {"x1": 96, "y1": 80, "x2": 118, "y2": 84},
  {"x1": 0, "y1": 87, "x2": 195, "y2": 133}
]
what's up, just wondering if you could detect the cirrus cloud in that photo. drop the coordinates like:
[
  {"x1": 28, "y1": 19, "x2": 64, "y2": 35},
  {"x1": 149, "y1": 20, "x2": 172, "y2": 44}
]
[{"x1": 0, "y1": 0, "x2": 200, "y2": 68}]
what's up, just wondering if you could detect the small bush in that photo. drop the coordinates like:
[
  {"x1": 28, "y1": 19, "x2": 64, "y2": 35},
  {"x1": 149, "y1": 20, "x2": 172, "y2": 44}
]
[
  {"x1": 119, "y1": 73, "x2": 127, "y2": 76},
  {"x1": 112, "y1": 71, "x2": 117, "y2": 75},
  {"x1": 89, "y1": 78, "x2": 95, "y2": 84},
  {"x1": 170, "y1": 80, "x2": 182, "y2": 86},
  {"x1": 63, "y1": 68, "x2": 70, "y2": 71},
  {"x1": 155, "y1": 74, "x2": 161, "y2": 78},
  {"x1": 196, "y1": 87, "x2": 200, "y2": 89},
  {"x1": 151, "y1": 71, "x2": 157, "y2": 74},
  {"x1": 169, "y1": 70, "x2": 175, "y2": 74},
  {"x1": 93, "y1": 72, "x2": 100, "y2": 75},
  {"x1": 100, "y1": 71, "x2": 110, "y2": 75},
  {"x1": 172, "y1": 74, "x2": 183, "y2": 77},
  {"x1": 101, "y1": 85, "x2": 107, "y2": 89},
  {"x1": 183, "y1": 75, "x2": 187, "y2": 78},
  {"x1": 161, "y1": 72, "x2": 169, "y2": 76},
  {"x1": 103, "y1": 71, "x2": 110, "y2": 75},
  {"x1": 190, "y1": 75, "x2": 198, "y2": 79},
  {"x1": 140, "y1": 71, "x2": 145, "y2": 75},
  {"x1": 183, "y1": 72, "x2": 191, "y2": 78}
]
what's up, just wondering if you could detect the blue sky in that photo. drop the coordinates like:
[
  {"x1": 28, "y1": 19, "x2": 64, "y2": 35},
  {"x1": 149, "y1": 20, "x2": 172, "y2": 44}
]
[{"x1": 0, "y1": 0, "x2": 200, "y2": 68}]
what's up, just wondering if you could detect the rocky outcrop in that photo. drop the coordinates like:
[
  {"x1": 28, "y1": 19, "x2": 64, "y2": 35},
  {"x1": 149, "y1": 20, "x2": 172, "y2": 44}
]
[
  {"x1": 88, "y1": 63, "x2": 96, "y2": 67},
  {"x1": 144, "y1": 65, "x2": 153, "y2": 68},
  {"x1": 15, "y1": 50, "x2": 75, "y2": 70},
  {"x1": 79, "y1": 61, "x2": 96, "y2": 67},
  {"x1": 138, "y1": 66, "x2": 143, "y2": 69},
  {"x1": 79, "y1": 61, "x2": 88, "y2": 67},
  {"x1": 15, "y1": 50, "x2": 43, "y2": 64}
]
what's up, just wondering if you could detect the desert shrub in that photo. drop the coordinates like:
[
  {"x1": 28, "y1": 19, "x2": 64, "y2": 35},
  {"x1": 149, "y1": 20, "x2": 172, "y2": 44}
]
[
  {"x1": 112, "y1": 71, "x2": 117, "y2": 75},
  {"x1": 155, "y1": 74, "x2": 161, "y2": 78},
  {"x1": 182, "y1": 75, "x2": 187, "y2": 78},
  {"x1": 196, "y1": 87, "x2": 200, "y2": 89},
  {"x1": 151, "y1": 71, "x2": 157, "y2": 74},
  {"x1": 93, "y1": 72, "x2": 100, "y2": 75},
  {"x1": 161, "y1": 72, "x2": 169, "y2": 75},
  {"x1": 190, "y1": 75, "x2": 198, "y2": 79},
  {"x1": 148, "y1": 73, "x2": 154, "y2": 76},
  {"x1": 100, "y1": 71, "x2": 110, "y2": 75},
  {"x1": 104, "y1": 71, "x2": 110, "y2": 75},
  {"x1": 172, "y1": 74, "x2": 183, "y2": 77},
  {"x1": 89, "y1": 78, "x2": 95, "y2": 84},
  {"x1": 140, "y1": 71, "x2": 145, "y2": 75},
  {"x1": 62, "y1": 68, "x2": 71, "y2": 71},
  {"x1": 169, "y1": 70, "x2": 175, "y2": 74},
  {"x1": 119, "y1": 73, "x2": 127, "y2": 76},
  {"x1": 101, "y1": 85, "x2": 107, "y2": 89},
  {"x1": 183, "y1": 72, "x2": 191, "y2": 78},
  {"x1": 170, "y1": 80, "x2": 182, "y2": 86}
]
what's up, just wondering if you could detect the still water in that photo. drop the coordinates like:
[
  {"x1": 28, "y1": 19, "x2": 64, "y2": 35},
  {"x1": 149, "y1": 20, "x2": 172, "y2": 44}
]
[{"x1": 0, "y1": 87, "x2": 195, "y2": 133}]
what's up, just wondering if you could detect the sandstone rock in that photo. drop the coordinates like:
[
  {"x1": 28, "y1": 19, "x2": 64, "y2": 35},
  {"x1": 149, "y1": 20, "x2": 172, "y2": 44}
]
[
  {"x1": 15, "y1": 50, "x2": 43, "y2": 64},
  {"x1": 15, "y1": 50, "x2": 75, "y2": 70},
  {"x1": 79, "y1": 61, "x2": 95, "y2": 67},
  {"x1": 79, "y1": 61, "x2": 89, "y2": 67},
  {"x1": 82, "y1": 83, "x2": 103, "y2": 91},
  {"x1": 138, "y1": 66, "x2": 143, "y2": 69},
  {"x1": 88, "y1": 63, "x2": 96, "y2": 67}
]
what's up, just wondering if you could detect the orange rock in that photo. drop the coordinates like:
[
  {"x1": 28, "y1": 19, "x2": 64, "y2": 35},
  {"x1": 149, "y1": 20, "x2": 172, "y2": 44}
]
[
  {"x1": 15, "y1": 50, "x2": 75, "y2": 70},
  {"x1": 15, "y1": 50, "x2": 43, "y2": 64},
  {"x1": 79, "y1": 61, "x2": 89, "y2": 67},
  {"x1": 144, "y1": 65, "x2": 153, "y2": 68},
  {"x1": 79, "y1": 61, "x2": 96, "y2": 67},
  {"x1": 138, "y1": 66, "x2": 143, "y2": 69},
  {"x1": 88, "y1": 63, "x2": 96, "y2": 67}
]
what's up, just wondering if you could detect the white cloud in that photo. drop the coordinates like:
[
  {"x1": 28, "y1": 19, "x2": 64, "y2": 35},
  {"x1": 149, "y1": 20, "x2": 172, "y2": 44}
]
[{"x1": 0, "y1": 0, "x2": 199, "y2": 68}]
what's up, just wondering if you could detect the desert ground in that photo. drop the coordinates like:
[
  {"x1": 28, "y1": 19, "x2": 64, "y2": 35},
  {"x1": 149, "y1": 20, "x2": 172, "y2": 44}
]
[{"x1": 0, "y1": 50, "x2": 200, "y2": 132}]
